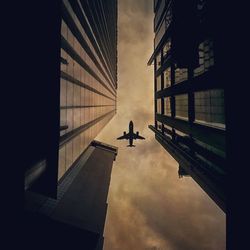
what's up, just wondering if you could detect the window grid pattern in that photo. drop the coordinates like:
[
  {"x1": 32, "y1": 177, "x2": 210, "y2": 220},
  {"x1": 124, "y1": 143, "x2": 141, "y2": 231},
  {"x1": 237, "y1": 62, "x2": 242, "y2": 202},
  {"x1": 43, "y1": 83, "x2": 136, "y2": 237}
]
[
  {"x1": 156, "y1": 75, "x2": 162, "y2": 91},
  {"x1": 62, "y1": 1, "x2": 115, "y2": 89},
  {"x1": 157, "y1": 99, "x2": 162, "y2": 114},
  {"x1": 163, "y1": 67, "x2": 171, "y2": 88},
  {"x1": 163, "y1": 40, "x2": 171, "y2": 59},
  {"x1": 195, "y1": 89, "x2": 225, "y2": 128},
  {"x1": 164, "y1": 97, "x2": 171, "y2": 116},
  {"x1": 165, "y1": 8, "x2": 172, "y2": 32},
  {"x1": 156, "y1": 53, "x2": 161, "y2": 71},
  {"x1": 155, "y1": 20, "x2": 165, "y2": 49},
  {"x1": 58, "y1": 113, "x2": 114, "y2": 180},
  {"x1": 61, "y1": 20, "x2": 115, "y2": 98},
  {"x1": 154, "y1": 0, "x2": 165, "y2": 29},
  {"x1": 194, "y1": 38, "x2": 214, "y2": 77},
  {"x1": 154, "y1": 8, "x2": 172, "y2": 49},
  {"x1": 175, "y1": 67, "x2": 188, "y2": 84},
  {"x1": 175, "y1": 94, "x2": 188, "y2": 119},
  {"x1": 59, "y1": 1, "x2": 117, "y2": 180},
  {"x1": 163, "y1": 124, "x2": 172, "y2": 138}
]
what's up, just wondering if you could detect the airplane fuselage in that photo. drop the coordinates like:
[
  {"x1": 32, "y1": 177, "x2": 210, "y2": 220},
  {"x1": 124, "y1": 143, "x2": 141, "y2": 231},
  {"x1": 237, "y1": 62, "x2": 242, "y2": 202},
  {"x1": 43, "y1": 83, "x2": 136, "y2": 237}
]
[
  {"x1": 117, "y1": 120, "x2": 145, "y2": 147},
  {"x1": 129, "y1": 121, "x2": 134, "y2": 146}
]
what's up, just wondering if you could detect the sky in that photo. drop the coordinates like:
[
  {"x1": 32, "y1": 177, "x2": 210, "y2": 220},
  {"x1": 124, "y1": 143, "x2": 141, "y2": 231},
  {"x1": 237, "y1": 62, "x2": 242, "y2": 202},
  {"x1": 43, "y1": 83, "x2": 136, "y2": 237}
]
[{"x1": 96, "y1": 0, "x2": 226, "y2": 249}]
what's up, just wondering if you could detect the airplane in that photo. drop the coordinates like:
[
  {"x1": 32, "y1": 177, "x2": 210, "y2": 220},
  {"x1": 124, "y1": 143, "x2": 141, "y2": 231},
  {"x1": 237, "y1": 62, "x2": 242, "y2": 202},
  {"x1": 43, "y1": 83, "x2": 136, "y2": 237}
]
[{"x1": 117, "y1": 121, "x2": 145, "y2": 147}]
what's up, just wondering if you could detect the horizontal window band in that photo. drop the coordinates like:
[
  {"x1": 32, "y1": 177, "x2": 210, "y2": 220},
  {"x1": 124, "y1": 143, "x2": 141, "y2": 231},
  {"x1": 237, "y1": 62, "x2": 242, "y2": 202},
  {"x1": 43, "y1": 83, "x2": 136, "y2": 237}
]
[
  {"x1": 62, "y1": 1, "x2": 116, "y2": 89},
  {"x1": 67, "y1": 0, "x2": 117, "y2": 88},
  {"x1": 60, "y1": 104, "x2": 115, "y2": 109},
  {"x1": 149, "y1": 125, "x2": 225, "y2": 212},
  {"x1": 61, "y1": 2, "x2": 116, "y2": 94},
  {"x1": 158, "y1": 125, "x2": 225, "y2": 168},
  {"x1": 148, "y1": 24, "x2": 172, "y2": 66},
  {"x1": 61, "y1": 35, "x2": 116, "y2": 98},
  {"x1": 155, "y1": 54, "x2": 171, "y2": 77},
  {"x1": 61, "y1": 71, "x2": 116, "y2": 102},
  {"x1": 155, "y1": 69, "x2": 224, "y2": 99},
  {"x1": 79, "y1": 0, "x2": 117, "y2": 86},
  {"x1": 154, "y1": 0, "x2": 171, "y2": 33},
  {"x1": 61, "y1": 57, "x2": 68, "y2": 65},
  {"x1": 150, "y1": 125, "x2": 225, "y2": 175},
  {"x1": 155, "y1": 113, "x2": 225, "y2": 151},
  {"x1": 59, "y1": 109, "x2": 115, "y2": 148}
]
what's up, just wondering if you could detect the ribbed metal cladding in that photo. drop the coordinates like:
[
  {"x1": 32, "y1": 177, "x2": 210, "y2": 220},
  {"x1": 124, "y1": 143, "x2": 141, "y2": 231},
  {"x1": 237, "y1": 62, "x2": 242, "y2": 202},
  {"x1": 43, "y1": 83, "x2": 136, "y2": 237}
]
[{"x1": 59, "y1": 0, "x2": 118, "y2": 181}]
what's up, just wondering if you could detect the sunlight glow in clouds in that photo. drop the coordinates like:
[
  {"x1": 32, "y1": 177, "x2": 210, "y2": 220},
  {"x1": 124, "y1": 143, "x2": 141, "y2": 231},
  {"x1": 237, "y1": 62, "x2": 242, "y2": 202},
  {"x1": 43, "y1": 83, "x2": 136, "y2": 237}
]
[{"x1": 96, "y1": 1, "x2": 226, "y2": 249}]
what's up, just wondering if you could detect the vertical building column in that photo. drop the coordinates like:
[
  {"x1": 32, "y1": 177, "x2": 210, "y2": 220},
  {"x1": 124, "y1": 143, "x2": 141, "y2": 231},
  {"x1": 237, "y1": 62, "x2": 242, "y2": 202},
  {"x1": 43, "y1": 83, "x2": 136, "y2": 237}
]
[
  {"x1": 161, "y1": 97, "x2": 164, "y2": 134},
  {"x1": 160, "y1": 50, "x2": 164, "y2": 133},
  {"x1": 154, "y1": 58, "x2": 157, "y2": 128},
  {"x1": 170, "y1": 62, "x2": 176, "y2": 140},
  {"x1": 188, "y1": 67, "x2": 195, "y2": 124}
]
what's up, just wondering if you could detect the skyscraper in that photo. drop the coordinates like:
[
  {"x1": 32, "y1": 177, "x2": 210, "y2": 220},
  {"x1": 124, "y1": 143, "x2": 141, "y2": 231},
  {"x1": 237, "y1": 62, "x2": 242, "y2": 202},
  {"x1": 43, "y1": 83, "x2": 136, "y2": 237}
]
[
  {"x1": 24, "y1": 1, "x2": 118, "y2": 249},
  {"x1": 59, "y1": 0, "x2": 117, "y2": 182},
  {"x1": 25, "y1": 0, "x2": 118, "y2": 198},
  {"x1": 148, "y1": 0, "x2": 226, "y2": 212},
  {"x1": 25, "y1": 140, "x2": 118, "y2": 249}
]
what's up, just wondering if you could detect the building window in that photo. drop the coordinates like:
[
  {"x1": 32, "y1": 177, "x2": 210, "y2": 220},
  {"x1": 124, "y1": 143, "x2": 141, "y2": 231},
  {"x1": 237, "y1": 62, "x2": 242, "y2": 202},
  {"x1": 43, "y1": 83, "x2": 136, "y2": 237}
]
[
  {"x1": 154, "y1": 0, "x2": 166, "y2": 29},
  {"x1": 156, "y1": 75, "x2": 162, "y2": 91},
  {"x1": 154, "y1": 0, "x2": 160, "y2": 10},
  {"x1": 164, "y1": 97, "x2": 171, "y2": 116},
  {"x1": 155, "y1": 20, "x2": 165, "y2": 49},
  {"x1": 163, "y1": 39, "x2": 171, "y2": 59},
  {"x1": 194, "y1": 38, "x2": 214, "y2": 77},
  {"x1": 195, "y1": 138, "x2": 226, "y2": 158},
  {"x1": 154, "y1": 8, "x2": 172, "y2": 49},
  {"x1": 157, "y1": 98, "x2": 162, "y2": 114},
  {"x1": 155, "y1": 120, "x2": 163, "y2": 132},
  {"x1": 165, "y1": 7, "x2": 172, "y2": 30},
  {"x1": 175, "y1": 67, "x2": 188, "y2": 84},
  {"x1": 158, "y1": 123, "x2": 163, "y2": 131},
  {"x1": 155, "y1": 120, "x2": 159, "y2": 130},
  {"x1": 163, "y1": 67, "x2": 171, "y2": 88},
  {"x1": 156, "y1": 52, "x2": 161, "y2": 70},
  {"x1": 194, "y1": 89, "x2": 225, "y2": 128},
  {"x1": 162, "y1": 124, "x2": 172, "y2": 138},
  {"x1": 175, "y1": 94, "x2": 188, "y2": 119},
  {"x1": 175, "y1": 129, "x2": 188, "y2": 137}
]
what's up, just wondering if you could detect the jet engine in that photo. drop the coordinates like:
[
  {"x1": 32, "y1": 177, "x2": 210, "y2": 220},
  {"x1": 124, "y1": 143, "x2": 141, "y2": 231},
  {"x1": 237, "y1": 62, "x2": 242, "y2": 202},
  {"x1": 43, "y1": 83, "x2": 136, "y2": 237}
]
[
  {"x1": 123, "y1": 131, "x2": 126, "y2": 135},
  {"x1": 136, "y1": 131, "x2": 139, "y2": 136}
]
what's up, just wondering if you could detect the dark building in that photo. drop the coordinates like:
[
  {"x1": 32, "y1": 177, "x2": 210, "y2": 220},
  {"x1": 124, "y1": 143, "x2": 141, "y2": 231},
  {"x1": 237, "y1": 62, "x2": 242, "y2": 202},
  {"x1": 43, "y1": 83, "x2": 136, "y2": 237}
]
[
  {"x1": 25, "y1": 140, "x2": 118, "y2": 249},
  {"x1": 148, "y1": 0, "x2": 226, "y2": 212},
  {"x1": 58, "y1": 0, "x2": 117, "y2": 183},
  {"x1": 23, "y1": 1, "x2": 118, "y2": 249},
  {"x1": 178, "y1": 165, "x2": 190, "y2": 178},
  {"x1": 25, "y1": 0, "x2": 117, "y2": 197}
]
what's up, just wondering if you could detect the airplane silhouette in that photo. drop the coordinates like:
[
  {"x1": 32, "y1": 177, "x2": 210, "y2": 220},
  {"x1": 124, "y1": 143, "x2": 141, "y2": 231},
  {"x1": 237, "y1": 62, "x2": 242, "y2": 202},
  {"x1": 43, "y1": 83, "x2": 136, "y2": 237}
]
[{"x1": 117, "y1": 121, "x2": 145, "y2": 147}]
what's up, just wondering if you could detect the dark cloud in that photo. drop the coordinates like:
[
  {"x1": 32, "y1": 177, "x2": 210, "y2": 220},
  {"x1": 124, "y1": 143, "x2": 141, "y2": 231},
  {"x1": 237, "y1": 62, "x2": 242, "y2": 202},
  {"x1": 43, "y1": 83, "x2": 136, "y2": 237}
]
[{"x1": 96, "y1": 0, "x2": 226, "y2": 249}]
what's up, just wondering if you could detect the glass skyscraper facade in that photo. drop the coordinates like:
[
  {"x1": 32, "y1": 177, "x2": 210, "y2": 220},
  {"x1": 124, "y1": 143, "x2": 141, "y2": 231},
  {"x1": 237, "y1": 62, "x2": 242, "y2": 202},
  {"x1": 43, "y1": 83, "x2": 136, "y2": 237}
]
[
  {"x1": 148, "y1": 0, "x2": 226, "y2": 212},
  {"x1": 58, "y1": 0, "x2": 117, "y2": 180},
  {"x1": 24, "y1": 0, "x2": 117, "y2": 198},
  {"x1": 24, "y1": 1, "x2": 118, "y2": 248}
]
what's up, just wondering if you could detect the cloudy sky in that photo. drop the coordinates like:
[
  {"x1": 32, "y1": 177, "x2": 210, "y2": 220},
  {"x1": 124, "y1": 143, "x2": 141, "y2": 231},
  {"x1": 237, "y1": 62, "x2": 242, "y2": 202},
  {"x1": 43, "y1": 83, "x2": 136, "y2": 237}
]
[{"x1": 96, "y1": 1, "x2": 226, "y2": 249}]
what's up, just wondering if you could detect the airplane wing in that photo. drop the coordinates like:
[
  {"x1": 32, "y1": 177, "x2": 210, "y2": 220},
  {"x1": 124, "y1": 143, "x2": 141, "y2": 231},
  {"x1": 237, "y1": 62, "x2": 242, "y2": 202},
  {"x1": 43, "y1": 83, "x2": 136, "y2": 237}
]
[
  {"x1": 117, "y1": 134, "x2": 130, "y2": 140},
  {"x1": 133, "y1": 133, "x2": 145, "y2": 140}
]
